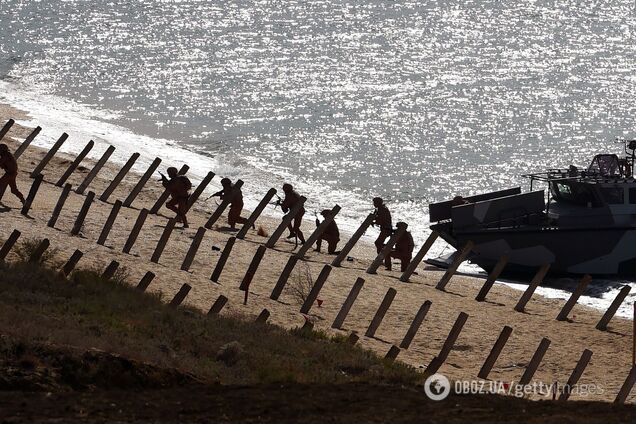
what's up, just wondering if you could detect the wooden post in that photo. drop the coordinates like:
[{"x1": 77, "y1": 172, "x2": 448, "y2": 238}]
[
  {"x1": 399, "y1": 300, "x2": 432, "y2": 349},
  {"x1": 239, "y1": 245, "x2": 267, "y2": 292},
  {"x1": 596, "y1": 285, "x2": 631, "y2": 331},
  {"x1": 270, "y1": 256, "x2": 299, "y2": 300},
  {"x1": 102, "y1": 260, "x2": 119, "y2": 280},
  {"x1": 151, "y1": 218, "x2": 176, "y2": 263},
  {"x1": 518, "y1": 337, "x2": 551, "y2": 385},
  {"x1": 208, "y1": 295, "x2": 228, "y2": 315},
  {"x1": 435, "y1": 241, "x2": 475, "y2": 290},
  {"x1": 513, "y1": 263, "x2": 551, "y2": 312},
  {"x1": 367, "y1": 226, "x2": 407, "y2": 274},
  {"x1": 556, "y1": 274, "x2": 592, "y2": 321},
  {"x1": 28, "y1": 238, "x2": 50, "y2": 263},
  {"x1": 186, "y1": 171, "x2": 215, "y2": 211},
  {"x1": 615, "y1": 365, "x2": 636, "y2": 404},
  {"x1": 294, "y1": 205, "x2": 341, "y2": 259},
  {"x1": 61, "y1": 250, "x2": 84, "y2": 277},
  {"x1": 150, "y1": 164, "x2": 188, "y2": 213},
  {"x1": 348, "y1": 333, "x2": 360, "y2": 345},
  {"x1": 265, "y1": 196, "x2": 307, "y2": 248},
  {"x1": 0, "y1": 230, "x2": 21, "y2": 262},
  {"x1": 300, "y1": 265, "x2": 332, "y2": 314},
  {"x1": 123, "y1": 208, "x2": 149, "y2": 253},
  {"x1": 60, "y1": 249, "x2": 83, "y2": 277},
  {"x1": 31, "y1": 133, "x2": 68, "y2": 177},
  {"x1": 365, "y1": 287, "x2": 397, "y2": 337},
  {"x1": 478, "y1": 325, "x2": 513, "y2": 379},
  {"x1": 71, "y1": 191, "x2": 95, "y2": 235},
  {"x1": 97, "y1": 200, "x2": 122, "y2": 245},
  {"x1": 210, "y1": 237, "x2": 236, "y2": 283},
  {"x1": 181, "y1": 226, "x2": 206, "y2": 271},
  {"x1": 255, "y1": 309, "x2": 270, "y2": 323},
  {"x1": 332, "y1": 214, "x2": 375, "y2": 267},
  {"x1": 400, "y1": 231, "x2": 439, "y2": 282},
  {"x1": 0, "y1": 119, "x2": 14, "y2": 142},
  {"x1": 384, "y1": 345, "x2": 401, "y2": 362},
  {"x1": 48, "y1": 183, "x2": 73, "y2": 228},
  {"x1": 475, "y1": 255, "x2": 509, "y2": 301},
  {"x1": 236, "y1": 188, "x2": 277, "y2": 239},
  {"x1": 56, "y1": 140, "x2": 94, "y2": 187},
  {"x1": 204, "y1": 179, "x2": 243, "y2": 229},
  {"x1": 136, "y1": 271, "x2": 155, "y2": 292},
  {"x1": 99, "y1": 152, "x2": 140, "y2": 202},
  {"x1": 331, "y1": 277, "x2": 365, "y2": 329},
  {"x1": 169, "y1": 284, "x2": 191, "y2": 307},
  {"x1": 123, "y1": 157, "x2": 162, "y2": 207},
  {"x1": 559, "y1": 349, "x2": 593, "y2": 401},
  {"x1": 21, "y1": 174, "x2": 44, "y2": 216},
  {"x1": 14, "y1": 126, "x2": 41, "y2": 159},
  {"x1": 76, "y1": 145, "x2": 115, "y2": 194},
  {"x1": 438, "y1": 312, "x2": 469, "y2": 362}
]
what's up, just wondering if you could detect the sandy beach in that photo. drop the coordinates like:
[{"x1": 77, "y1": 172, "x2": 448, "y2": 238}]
[{"x1": 1, "y1": 103, "x2": 635, "y2": 403}]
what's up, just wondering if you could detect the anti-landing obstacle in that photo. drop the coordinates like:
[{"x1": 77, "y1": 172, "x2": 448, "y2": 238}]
[
  {"x1": 518, "y1": 337, "x2": 551, "y2": 386},
  {"x1": 331, "y1": 213, "x2": 375, "y2": 267},
  {"x1": 0, "y1": 230, "x2": 21, "y2": 262},
  {"x1": 186, "y1": 171, "x2": 215, "y2": 212},
  {"x1": 366, "y1": 225, "x2": 407, "y2": 274},
  {"x1": 0, "y1": 119, "x2": 15, "y2": 142},
  {"x1": 426, "y1": 312, "x2": 469, "y2": 375},
  {"x1": 365, "y1": 287, "x2": 397, "y2": 338},
  {"x1": 136, "y1": 271, "x2": 155, "y2": 292},
  {"x1": 239, "y1": 245, "x2": 267, "y2": 302},
  {"x1": 28, "y1": 238, "x2": 50, "y2": 263},
  {"x1": 97, "y1": 200, "x2": 122, "y2": 245},
  {"x1": 56, "y1": 140, "x2": 94, "y2": 187},
  {"x1": 299, "y1": 265, "x2": 331, "y2": 315},
  {"x1": 48, "y1": 183, "x2": 73, "y2": 228},
  {"x1": 14, "y1": 126, "x2": 41, "y2": 159},
  {"x1": 101, "y1": 260, "x2": 120, "y2": 279},
  {"x1": 100, "y1": 152, "x2": 141, "y2": 202},
  {"x1": 204, "y1": 179, "x2": 243, "y2": 229},
  {"x1": 210, "y1": 237, "x2": 236, "y2": 283},
  {"x1": 60, "y1": 250, "x2": 83, "y2": 277},
  {"x1": 294, "y1": 205, "x2": 341, "y2": 259},
  {"x1": 556, "y1": 274, "x2": 591, "y2": 321},
  {"x1": 31, "y1": 133, "x2": 68, "y2": 178},
  {"x1": 123, "y1": 157, "x2": 162, "y2": 207},
  {"x1": 331, "y1": 277, "x2": 365, "y2": 330},
  {"x1": 478, "y1": 325, "x2": 513, "y2": 380},
  {"x1": 71, "y1": 191, "x2": 95, "y2": 236},
  {"x1": 169, "y1": 284, "x2": 192, "y2": 307},
  {"x1": 181, "y1": 227, "x2": 206, "y2": 271},
  {"x1": 558, "y1": 349, "x2": 593, "y2": 401},
  {"x1": 400, "y1": 231, "x2": 439, "y2": 282},
  {"x1": 123, "y1": 208, "x2": 149, "y2": 253},
  {"x1": 596, "y1": 285, "x2": 631, "y2": 331},
  {"x1": 399, "y1": 300, "x2": 432, "y2": 349},
  {"x1": 21, "y1": 174, "x2": 44, "y2": 216},
  {"x1": 236, "y1": 188, "x2": 277, "y2": 239},
  {"x1": 265, "y1": 196, "x2": 307, "y2": 248},
  {"x1": 435, "y1": 241, "x2": 474, "y2": 290},
  {"x1": 208, "y1": 295, "x2": 228, "y2": 315},
  {"x1": 270, "y1": 256, "x2": 299, "y2": 301},
  {"x1": 513, "y1": 263, "x2": 551, "y2": 313},
  {"x1": 76, "y1": 145, "x2": 116, "y2": 194},
  {"x1": 475, "y1": 255, "x2": 509, "y2": 302},
  {"x1": 151, "y1": 218, "x2": 177, "y2": 263}
]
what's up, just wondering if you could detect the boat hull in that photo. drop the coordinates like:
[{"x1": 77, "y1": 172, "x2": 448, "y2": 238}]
[{"x1": 435, "y1": 225, "x2": 636, "y2": 276}]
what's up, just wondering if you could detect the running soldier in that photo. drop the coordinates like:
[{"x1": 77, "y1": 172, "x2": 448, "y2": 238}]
[
  {"x1": 281, "y1": 183, "x2": 306, "y2": 244},
  {"x1": 0, "y1": 144, "x2": 25, "y2": 205},
  {"x1": 372, "y1": 197, "x2": 392, "y2": 253},
  {"x1": 160, "y1": 167, "x2": 191, "y2": 228},
  {"x1": 314, "y1": 209, "x2": 340, "y2": 254},
  {"x1": 210, "y1": 178, "x2": 251, "y2": 229}
]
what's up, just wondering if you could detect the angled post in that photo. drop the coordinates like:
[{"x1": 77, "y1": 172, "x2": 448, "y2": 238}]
[
  {"x1": 21, "y1": 174, "x2": 44, "y2": 216},
  {"x1": 475, "y1": 255, "x2": 509, "y2": 301},
  {"x1": 56, "y1": 140, "x2": 94, "y2": 187},
  {"x1": 136, "y1": 271, "x2": 155, "y2": 292},
  {"x1": 265, "y1": 196, "x2": 307, "y2": 248},
  {"x1": 181, "y1": 226, "x2": 207, "y2": 271},
  {"x1": 208, "y1": 295, "x2": 228, "y2": 315},
  {"x1": 236, "y1": 188, "x2": 277, "y2": 239},
  {"x1": 239, "y1": 245, "x2": 267, "y2": 291},
  {"x1": 169, "y1": 284, "x2": 192, "y2": 307},
  {"x1": 514, "y1": 263, "x2": 551, "y2": 312},
  {"x1": 435, "y1": 241, "x2": 475, "y2": 290},
  {"x1": 332, "y1": 213, "x2": 375, "y2": 267},
  {"x1": 151, "y1": 218, "x2": 177, "y2": 263},
  {"x1": 205, "y1": 179, "x2": 243, "y2": 229},
  {"x1": 299, "y1": 264, "x2": 332, "y2": 314},
  {"x1": 478, "y1": 325, "x2": 513, "y2": 380},
  {"x1": 294, "y1": 205, "x2": 341, "y2": 259},
  {"x1": 31, "y1": 133, "x2": 68, "y2": 177},
  {"x1": 615, "y1": 365, "x2": 636, "y2": 404},
  {"x1": 270, "y1": 256, "x2": 299, "y2": 300},
  {"x1": 71, "y1": 191, "x2": 95, "y2": 235},
  {"x1": 596, "y1": 285, "x2": 631, "y2": 331},
  {"x1": 28, "y1": 238, "x2": 49, "y2": 263},
  {"x1": 102, "y1": 260, "x2": 120, "y2": 280},
  {"x1": 150, "y1": 164, "x2": 188, "y2": 213},
  {"x1": 14, "y1": 126, "x2": 42, "y2": 159},
  {"x1": 400, "y1": 231, "x2": 439, "y2": 282},
  {"x1": 0, "y1": 119, "x2": 14, "y2": 142},
  {"x1": 123, "y1": 208, "x2": 149, "y2": 253},
  {"x1": 332, "y1": 277, "x2": 365, "y2": 329},
  {"x1": 556, "y1": 274, "x2": 592, "y2": 321},
  {"x1": 210, "y1": 237, "x2": 236, "y2": 283},
  {"x1": 365, "y1": 287, "x2": 397, "y2": 337},
  {"x1": 186, "y1": 171, "x2": 215, "y2": 211},
  {"x1": 558, "y1": 349, "x2": 593, "y2": 401},
  {"x1": 60, "y1": 250, "x2": 83, "y2": 277},
  {"x1": 99, "y1": 152, "x2": 140, "y2": 202},
  {"x1": 399, "y1": 300, "x2": 432, "y2": 349},
  {"x1": 123, "y1": 157, "x2": 162, "y2": 207},
  {"x1": 97, "y1": 200, "x2": 122, "y2": 245},
  {"x1": 76, "y1": 145, "x2": 115, "y2": 194},
  {"x1": 0, "y1": 229, "x2": 21, "y2": 262},
  {"x1": 366, "y1": 225, "x2": 406, "y2": 274},
  {"x1": 519, "y1": 337, "x2": 551, "y2": 385},
  {"x1": 48, "y1": 183, "x2": 73, "y2": 228}
]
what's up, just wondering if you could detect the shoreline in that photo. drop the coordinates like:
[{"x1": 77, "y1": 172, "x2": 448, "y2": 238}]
[{"x1": 1, "y1": 101, "x2": 635, "y2": 403}]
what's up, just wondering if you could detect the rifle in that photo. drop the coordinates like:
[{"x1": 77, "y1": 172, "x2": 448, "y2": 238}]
[{"x1": 269, "y1": 194, "x2": 283, "y2": 209}]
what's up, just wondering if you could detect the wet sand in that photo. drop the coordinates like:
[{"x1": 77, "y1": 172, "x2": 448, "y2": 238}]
[{"x1": 1, "y1": 104, "x2": 635, "y2": 403}]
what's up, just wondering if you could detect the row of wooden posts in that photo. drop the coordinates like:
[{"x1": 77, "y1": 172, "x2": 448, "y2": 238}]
[
  {"x1": 2, "y1": 118, "x2": 636, "y2": 402},
  {"x1": 1, "y1": 229, "x2": 635, "y2": 403}
]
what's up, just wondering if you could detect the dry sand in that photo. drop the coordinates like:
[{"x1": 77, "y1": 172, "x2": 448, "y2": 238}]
[{"x1": 1, "y1": 104, "x2": 635, "y2": 403}]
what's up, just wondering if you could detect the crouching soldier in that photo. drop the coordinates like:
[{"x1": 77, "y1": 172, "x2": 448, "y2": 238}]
[
  {"x1": 314, "y1": 209, "x2": 340, "y2": 254},
  {"x1": 160, "y1": 167, "x2": 191, "y2": 228},
  {"x1": 384, "y1": 222, "x2": 414, "y2": 272}
]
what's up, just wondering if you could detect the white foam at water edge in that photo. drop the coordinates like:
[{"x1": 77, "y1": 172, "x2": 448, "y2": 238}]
[{"x1": 1, "y1": 79, "x2": 633, "y2": 319}]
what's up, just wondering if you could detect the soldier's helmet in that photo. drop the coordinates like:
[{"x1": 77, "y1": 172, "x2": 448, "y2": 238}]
[
  {"x1": 0, "y1": 144, "x2": 8, "y2": 153},
  {"x1": 282, "y1": 183, "x2": 293, "y2": 192},
  {"x1": 221, "y1": 177, "x2": 231, "y2": 186}
]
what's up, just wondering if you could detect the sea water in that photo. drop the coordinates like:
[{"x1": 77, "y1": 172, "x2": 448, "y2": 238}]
[{"x1": 1, "y1": 0, "x2": 635, "y2": 317}]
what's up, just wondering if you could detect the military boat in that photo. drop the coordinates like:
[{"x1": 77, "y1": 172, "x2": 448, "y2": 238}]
[{"x1": 428, "y1": 138, "x2": 636, "y2": 276}]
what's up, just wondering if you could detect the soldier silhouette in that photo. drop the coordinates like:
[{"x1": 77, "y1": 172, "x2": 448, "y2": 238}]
[
  {"x1": 281, "y1": 183, "x2": 306, "y2": 244},
  {"x1": 160, "y1": 167, "x2": 191, "y2": 228},
  {"x1": 314, "y1": 209, "x2": 340, "y2": 254},
  {"x1": 210, "y1": 178, "x2": 251, "y2": 229},
  {"x1": 0, "y1": 144, "x2": 25, "y2": 205},
  {"x1": 384, "y1": 222, "x2": 415, "y2": 272},
  {"x1": 372, "y1": 197, "x2": 392, "y2": 253}
]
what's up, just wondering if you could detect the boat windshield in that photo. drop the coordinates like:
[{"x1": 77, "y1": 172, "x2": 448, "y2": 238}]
[{"x1": 587, "y1": 154, "x2": 620, "y2": 176}]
